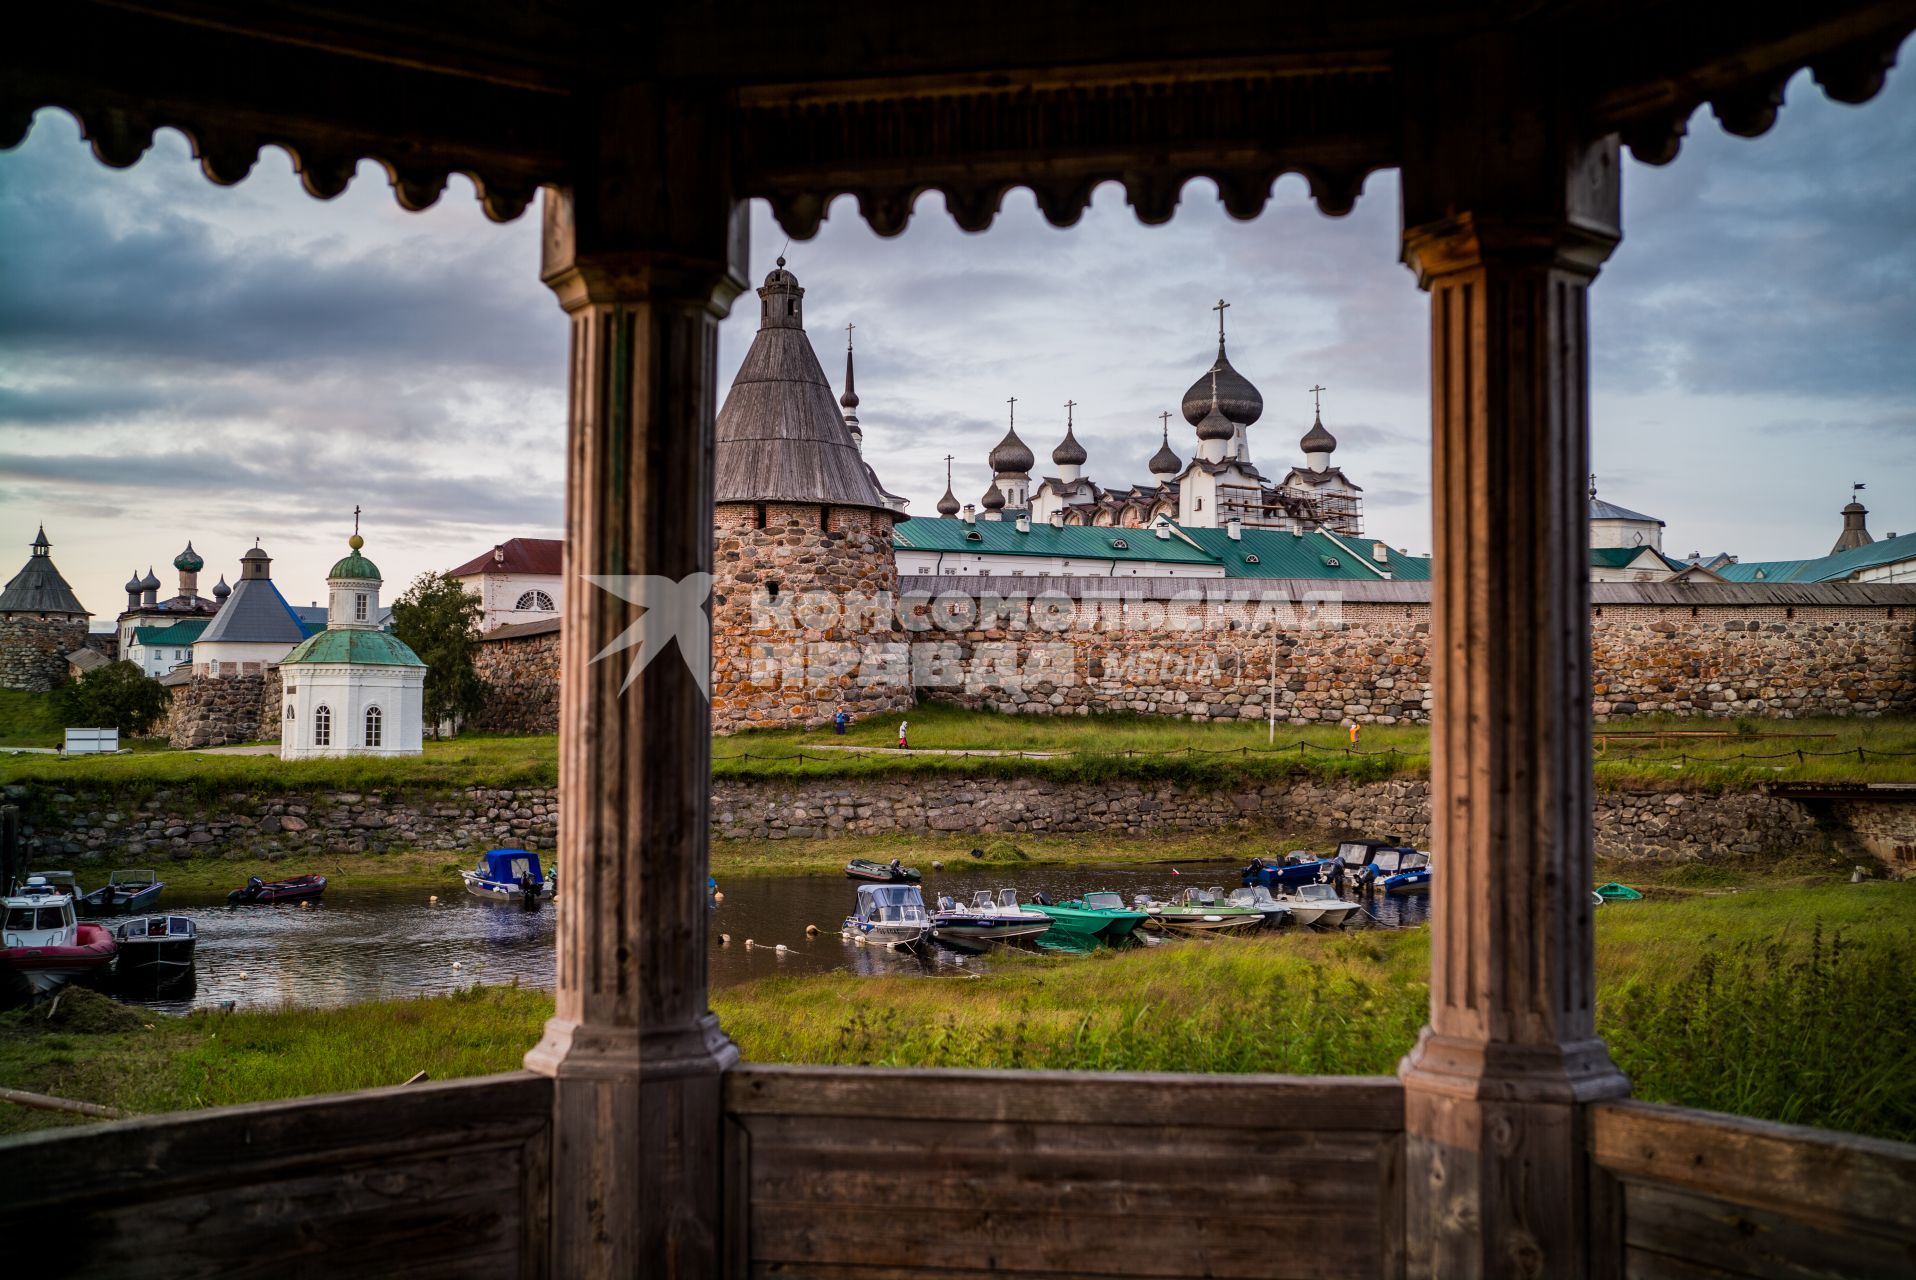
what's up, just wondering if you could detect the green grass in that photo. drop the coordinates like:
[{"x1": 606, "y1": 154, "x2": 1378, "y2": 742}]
[
  {"x1": 3, "y1": 875, "x2": 1910, "y2": 1142},
  {"x1": 0, "y1": 733, "x2": 559, "y2": 797},
  {"x1": 0, "y1": 689, "x2": 65, "y2": 749},
  {"x1": 5, "y1": 710, "x2": 1911, "y2": 799}
]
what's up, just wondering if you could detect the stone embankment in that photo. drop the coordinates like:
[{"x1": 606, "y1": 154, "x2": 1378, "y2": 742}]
[{"x1": 11, "y1": 776, "x2": 1905, "y2": 872}]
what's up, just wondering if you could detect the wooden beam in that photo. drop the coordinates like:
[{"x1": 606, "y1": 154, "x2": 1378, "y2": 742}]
[
  {"x1": 521, "y1": 82, "x2": 749, "y2": 1279},
  {"x1": 1394, "y1": 30, "x2": 1628, "y2": 1279}
]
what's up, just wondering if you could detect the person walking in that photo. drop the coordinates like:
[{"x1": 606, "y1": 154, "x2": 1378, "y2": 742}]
[
  {"x1": 834, "y1": 708, "x2": 848, "y2": 736},
  {"x1": 1347, "y1": 720, "x2": 1362, "y2": 748},
  {"x1": 897, "y1": 719, "x2": 909, "y2": 750}
]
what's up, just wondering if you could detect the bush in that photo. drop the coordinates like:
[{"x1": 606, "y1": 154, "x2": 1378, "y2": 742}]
[{"x1": 52, "y1": 661, "x2": 167, "y2": 736}]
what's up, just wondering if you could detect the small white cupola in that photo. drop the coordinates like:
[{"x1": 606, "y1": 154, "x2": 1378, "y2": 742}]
[{"x1": 326, "y1": 507, "x2": 384, "y2": 629}]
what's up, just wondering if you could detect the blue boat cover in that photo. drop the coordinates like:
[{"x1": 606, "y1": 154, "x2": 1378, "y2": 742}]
[{"x1": 477, "y1": 849, "x2": 544, "y2": 883}]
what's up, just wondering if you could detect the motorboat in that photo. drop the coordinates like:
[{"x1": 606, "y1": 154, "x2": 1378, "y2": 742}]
[
  {"x1": 227, "y1": 873, "x2": 327, "y2": 905},
  {"x1": 462, "y1": 849, "x2": 556, "y2": 906},
  {"x1": 845, "y1": 857, "x2": 921, "y2": 884},
  {"x1": 114, "y1": 915, "x2": 197, "y2": 981},
  {"x1": 930, "y1": 889, "x2": 1054, "y2": 944},
  {"x1": 842, "y1": 883, "x2": 931, "y2": 949},
  {"x1": 1225, "y1": 886, "x2": 1293, "y2": 927},
  {"x1": 1133, "y1": 888, "x2": 1263, "y2": 933},
  {"x1": 1275, "y1": 882, "x2": 1361, "y2": 928},
  {"x1": 1374, "y1": 849, "x2": 1432, "y2": 894},
  {"x1": 1240, "y1": 851, "x2": 1339, "y2": 889},
  {"x1": 1028, "y1": 890, "x2": 1150, "y2": 941},
  {"x1": 1, "y1": 878, "x2": 118, "y2": 994},
  {"x1": 76, "y1": 868, "x2": 165, "y2": 917},
  {"x1": 1333, "y1": 840, "x2": 1428, "y2": 893}
]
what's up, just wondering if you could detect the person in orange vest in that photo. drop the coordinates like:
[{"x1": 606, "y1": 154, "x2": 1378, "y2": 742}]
[{"x1": 1347, "y1": 720, "x2": 1362, "y2": 748}]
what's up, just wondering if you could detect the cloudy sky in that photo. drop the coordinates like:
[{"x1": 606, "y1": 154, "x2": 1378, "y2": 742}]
[{"x1": 1, "y1": 66, "x2": 1911, "y2": 620}]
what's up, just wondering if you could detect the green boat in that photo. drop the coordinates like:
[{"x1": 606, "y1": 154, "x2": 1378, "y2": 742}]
[
  {"x1": 1030, "y1": 890, "x2": 1149, "y2": 940},
  {"x1": 844, "y1": 858, "x2": 921, "y2": 884},
  {"x1": 1594, "y1": 882, "x2": 1643, "y2": 901}
]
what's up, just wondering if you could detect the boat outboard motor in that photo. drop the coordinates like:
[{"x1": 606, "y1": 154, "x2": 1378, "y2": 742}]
[{"x1": 519, "y1": 871, "x2": 541, "y2": 908}]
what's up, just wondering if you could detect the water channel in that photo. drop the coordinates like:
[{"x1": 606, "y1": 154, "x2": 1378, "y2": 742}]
[{"x1": 114, "y1": 863, "x2": 1431, "y2": 1015}]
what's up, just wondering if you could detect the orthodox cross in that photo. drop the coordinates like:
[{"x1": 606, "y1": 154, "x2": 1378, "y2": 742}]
[
  {"x1": 845, "y1": 321, "x2": 855, "y2": 350},
  {"x1": 1213, "y1": 298, "x2": 1230, "y2": 342},
  {"x1": 1309, "y1": 384, "x2": 1326, "y2": 415},
  {"x1": 944, "y1": 454, "x2": 954, "y2": 486},
  {"x1": 1158, "y1": 410, "x2": 1172, "y2": 440},
  {"x1": 1063, "y1": 399, "x2": 1076, "y2": 427},
  {"x1": 1006, "y1": 396, "x2": 1017, "y2": 428},
  {"x1": 1589, "y1": 472, "x2": 1599, "y2": 499},
  {"x1": 352, "y1": 504, "x2": 361, "y2": 536}
]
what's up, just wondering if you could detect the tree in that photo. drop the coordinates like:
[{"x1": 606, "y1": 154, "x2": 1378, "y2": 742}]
[
  {"x1": 54, "y1": 660, "x2": 168, "y2": 736},
  {"x1": 390, "y1": 571, "x2": 487, "y2": 735}
]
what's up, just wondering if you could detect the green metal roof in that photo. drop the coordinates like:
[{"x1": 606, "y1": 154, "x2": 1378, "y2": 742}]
[
  {"x1": 893, "y1": 519, "x2": 1219, "y2": 565},
  {"x1": 133, "y1": 619, "x2": 210, "y2": 647},
  {"x1": 892, "y1": 520, "x2": 1432, "y2": 580},
  {"x1": 280, "y1": 628, "x2": 425, "y2": 667},
  {"x1": 1718, "y1": 531, "x2": 1916, "y2": 584},
  {"x1": 327, "y1": 549, "x2": 383, "y2": 581}
]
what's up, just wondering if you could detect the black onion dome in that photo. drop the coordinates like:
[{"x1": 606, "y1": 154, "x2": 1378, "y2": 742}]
[
  {"x1": 981, "y1": 480, "x2": 1007, "y2": 510},
  {"x1": 1181, "y1": 343, "x2": 1263, "y2": 428},
  {"x1": 125, "y1": 569, "x2": 143, "y2": 593},
  {"x1": 212, "y1": 575, "x2": 231, "y2": 599},
  {"x1": 988, "y1": 426, "x2": 1034, "y2": 474},
  {"x1": 1196, "y1": 406, "x2": 1235, "y2": 441},
  {"x1": 1300, "y1": 411, "x2": 1337, "y2": 456},
  {"x1": 937, "y1": 486, "x2": 962, "y2": 517},
  {"x1": 1052, "y1": 422, "x2": 1088, "y2": 467},
  {"x1": 1149, "y1": 437, "x2": 1183, "y2": 476},
  {"x1": 140, "y1": 566, "x2": 161, "y2": 590}
]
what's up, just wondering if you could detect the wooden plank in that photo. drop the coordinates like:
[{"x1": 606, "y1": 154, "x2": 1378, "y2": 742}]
[
  {"x1": 741, "y1": 1113, "x2": 1391, "y2": 1163},
  {"x1": 1624, "y1": 1246, "x2": 1746, "y2": 1280},
  {"x1": 725, "y1": 1063, "x2": 1403, "y2": 1129},
  {"x1": 49, "y1": 1150, "x2": 527, "y2": 1280},
  {"x1": 749, "y1": 1203, "x2": 1380, "y2": 1278},
  {"x1": 1622, "y1": 1181, "x2": 1916, "y2": 1280},
  {"x1": 1376, "y1": 1128, "x2": 1406, "y2": 1280},
  {"x1": 0, "y1": 1072, "x2": 551, "y2": 1211},
  {"x1": 1591, "y1": 1101, "x2": 1916, "y2": 1236}
]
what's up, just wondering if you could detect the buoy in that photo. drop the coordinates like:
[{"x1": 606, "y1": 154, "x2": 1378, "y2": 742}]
[
  {"x1": 452, "y1": 961, "x2": 463, "y2": 969},
  {"x1": 713, "y1": 891, "x2": 725, "y2": 903},
  {"x1": 805, "y1": 924, "x2": 820, "y2": 936},
  {"x1": 774, "y1": 943, "x2": 789, "y2": 954},
  {"x1": 744, "y1": 939, "x2": 755, "y2": 948},
  {"x1": 931, "y1": 860, "x2": 945, "y2": 871},
  {"x1": 719, "y1": 933, "x2": 731, "y2": 945},
  {"x1": 429, "y1": 895, "x2": 438, "y2": 904},
  {"x1": 854, "y1": 935, "x2": 867, "y2": 946},
  {"x1": 237, "y1": 971, "x2": 248, "y2": 980},
  {"x1": 300, "y1": 900, "x2": 313, "y2": 909}
]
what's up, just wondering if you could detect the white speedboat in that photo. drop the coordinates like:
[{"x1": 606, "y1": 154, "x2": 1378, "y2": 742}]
[
  {"x1": 1276, "y1": 881, "x2": 1361, "y2": 928},
  {"x1": 1132, "y1": 889, "x2": 1262, "y2": 933},
  {"x1": 931, "y1": 889, "x2": 1053, "y2": 943},
  {"x1": 843, "y1": 883, "x2": 931, "y2": 949},
  {"x1": 1226, "y1": 885, "x2": 1293, "y2": 927}
]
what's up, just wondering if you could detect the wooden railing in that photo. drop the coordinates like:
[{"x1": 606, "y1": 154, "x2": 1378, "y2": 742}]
[
  {"x1": 1591, "y1": 1100, "x2": 1916, "y2": 1279},
  {"x1": 722, "y1": 1064, "x2": 1405, "y2": 1279},
  {"x1": 0, "y1": 1072, "x2": 552, "y2": 1279}
]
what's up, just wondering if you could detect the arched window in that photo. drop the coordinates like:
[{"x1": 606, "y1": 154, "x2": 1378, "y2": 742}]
[
  {"x1": 364, "y1": 705, "x2": 383, "y2": 747},
  {"x1": 285, "y1": 702, "x2": 295, "y2": 720},
  {"x1": 313, "y1": 705, "x2": 331, "y2": 747},
  {"x1": 515, "y1": 590, "x2": 555, "y2": 611}
]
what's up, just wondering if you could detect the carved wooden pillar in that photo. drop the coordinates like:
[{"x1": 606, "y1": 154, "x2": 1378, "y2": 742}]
[
  {"x1": 1396, "y1": 38, "x2": 1629, "y2": 1279},
  {"x1": 522, "y1": 86, "x2": 748, "y2": 1278}
]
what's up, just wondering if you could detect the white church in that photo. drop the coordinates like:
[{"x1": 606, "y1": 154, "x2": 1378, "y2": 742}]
[{"x1": 278, "y1": 524, "x2": 427, "y2": 760}]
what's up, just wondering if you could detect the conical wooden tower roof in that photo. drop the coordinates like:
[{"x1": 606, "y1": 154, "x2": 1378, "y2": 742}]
[{"x1": 715, "y1": 261, "x2": 895, "y2": 516}]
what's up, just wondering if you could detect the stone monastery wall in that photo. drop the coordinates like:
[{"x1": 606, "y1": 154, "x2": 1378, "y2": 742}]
[
  {"x1": 159, "y1": 670, "x2": 282, "y2": 748},
  {"x1": 728, "y1": 578, "x2": 1916, "y2": 725},
  {"x1": 472, "y1": 626, "x2": 559, "y2": 735}
]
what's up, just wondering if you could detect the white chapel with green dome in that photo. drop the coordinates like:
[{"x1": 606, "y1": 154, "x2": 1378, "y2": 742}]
[{"x1": 278, "y1": 523, "x2": 427, "y2": 760}]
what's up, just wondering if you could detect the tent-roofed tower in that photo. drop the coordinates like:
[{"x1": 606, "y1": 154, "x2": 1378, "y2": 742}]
[
  {"x1": 0, "y1": 526, "x2": 92, "y2": 692},
  {"x1": 1832, "y1": 490, "x2": 1873, "y2": 554},
  {"x1": 709, "y1": 259, "x2": 913, "y2": 733}
]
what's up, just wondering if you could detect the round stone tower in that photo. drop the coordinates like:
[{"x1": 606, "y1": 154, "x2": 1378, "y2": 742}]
[
  {"x1": 710, "y1": 260, "x2": 914, "y2": 733},
  {"x1": 0, "y1": 527, "x2": 92, "y2": 692}
]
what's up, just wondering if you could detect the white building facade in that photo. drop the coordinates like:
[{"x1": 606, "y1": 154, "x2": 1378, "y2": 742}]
[
  {"x1": 448, "y1": 538, "x2": 564, "y2": 632},
  {"x1": 279, "y1": 531, "x2": 426, "y2": 760}
]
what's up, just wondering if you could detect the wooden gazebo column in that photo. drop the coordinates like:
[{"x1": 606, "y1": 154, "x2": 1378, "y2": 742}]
[
  {"x1": 1396, "y1": 39, "x2": 1630, "y2": 1278},
  {"x1": 523, "y1": 87, "x2": 748, "y2": 1278}
]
